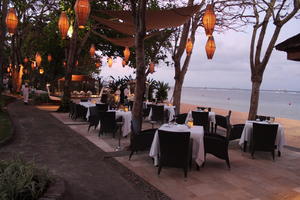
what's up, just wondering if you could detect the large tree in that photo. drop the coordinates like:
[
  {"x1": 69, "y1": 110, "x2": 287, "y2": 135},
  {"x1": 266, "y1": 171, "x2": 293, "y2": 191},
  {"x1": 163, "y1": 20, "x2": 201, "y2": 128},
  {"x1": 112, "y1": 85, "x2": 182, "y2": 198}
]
[{"x1": 244, "y1": 0, "x2": 299, "y2": 119}]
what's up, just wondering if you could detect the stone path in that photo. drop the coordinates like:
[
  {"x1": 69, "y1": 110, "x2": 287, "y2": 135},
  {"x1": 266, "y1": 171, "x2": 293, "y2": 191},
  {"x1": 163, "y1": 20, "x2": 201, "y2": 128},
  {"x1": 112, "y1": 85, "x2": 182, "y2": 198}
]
[{"x1": 0, "y1": 101, "x2": 169, "y2": 200}]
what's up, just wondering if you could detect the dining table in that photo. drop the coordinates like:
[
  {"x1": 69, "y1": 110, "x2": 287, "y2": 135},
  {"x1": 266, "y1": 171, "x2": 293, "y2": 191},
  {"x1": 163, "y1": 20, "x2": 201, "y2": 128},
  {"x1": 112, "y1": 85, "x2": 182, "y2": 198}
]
[
  {"x1": 149, "y1": 123, "x2": 205, "y2": 166},
  {"x1": 239, "y1": 120, "x2": 286, "y2": 153}
]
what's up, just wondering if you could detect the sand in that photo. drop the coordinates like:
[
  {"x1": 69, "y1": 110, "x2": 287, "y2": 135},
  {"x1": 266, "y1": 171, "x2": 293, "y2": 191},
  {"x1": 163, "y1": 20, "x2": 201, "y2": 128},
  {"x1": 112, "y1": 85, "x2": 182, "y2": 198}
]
[{"x1": 181, "y1": 102, "x2": 300, "y2": 149}]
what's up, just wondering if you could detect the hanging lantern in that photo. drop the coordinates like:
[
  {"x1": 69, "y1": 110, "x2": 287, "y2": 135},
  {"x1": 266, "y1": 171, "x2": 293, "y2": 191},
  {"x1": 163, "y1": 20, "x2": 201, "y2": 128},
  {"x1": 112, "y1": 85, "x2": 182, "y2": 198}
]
[
  {"x1": 107, "y1": 57, "x2": 113, "y2": 67},
  {"x1": 122, "y1": 59, "x2": 126, "y2": 67},
  {"x1": 89, "y1": 44, "x2": 96, "y2": 57},
  {"x1": 123, "y1": 47, "x2": 130, "y2": 62},
  {"x1": 202, "y1": 4, "x2": 216, "y2": 36},
  {"x1": 7, "y1": 67, "x2": 10, "y2": 73},
  {"x1": 149, "y1": 62, "x2": 155, "y2": 74},
  {"x1": 58, "y1": 11, "x2": 70, "y2": 39},
  {"x1": 74, "y1": 0, "x2": 91, "y2": 29},
  {"x1": 205, "y1": 36, "x2": 216, "y2": 60},
  {"x1": 63, "y1": 61, "x2": 67, "y2": 67},
  {"x1": 47, "y1": 54, "x2": 52, "y2": 62},
  {"x1": 35, "y1": 52, "x2": 42, "y2": 67},
  {"x1": 24, "y1": 57, "x2": 29, "y2": 63},
  {"x1": 95, "y1": 62, "x2": 101, "y2": 68},
  {"x1": 75, "y1": 60, "x2": 79, "y2": 66},
  {"x1": 31, "y1": 62, "x2": 35, "y2": 69},
  {"x1": 186, "y1": 38, "x2": 193, "y2": 56},
  {"x1": 6, "y1": 8, "x2": 18, "y2": 35},
  {"x1": 39, "y1": 68, "x2": 44, "y2": 74},
  {"x1": 67, "y1": 23, "x2": 74, "y2": 38}
]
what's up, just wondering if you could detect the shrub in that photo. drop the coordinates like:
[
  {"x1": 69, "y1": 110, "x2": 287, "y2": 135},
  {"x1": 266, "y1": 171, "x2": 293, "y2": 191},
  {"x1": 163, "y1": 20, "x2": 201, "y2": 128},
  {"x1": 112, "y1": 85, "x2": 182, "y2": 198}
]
[
  {"x1": 0, "y1": 158, "x2": 52, "y2": 200},
  {"x1": 155, "y1": 81, "x2": 170, "y2": 102}
]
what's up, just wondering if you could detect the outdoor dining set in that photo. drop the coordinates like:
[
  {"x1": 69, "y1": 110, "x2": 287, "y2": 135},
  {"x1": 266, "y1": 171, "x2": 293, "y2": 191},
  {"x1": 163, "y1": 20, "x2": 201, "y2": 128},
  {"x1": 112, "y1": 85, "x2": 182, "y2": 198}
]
[{"x1": 68, "y1": 100, "x2": 286, "y2": 178}]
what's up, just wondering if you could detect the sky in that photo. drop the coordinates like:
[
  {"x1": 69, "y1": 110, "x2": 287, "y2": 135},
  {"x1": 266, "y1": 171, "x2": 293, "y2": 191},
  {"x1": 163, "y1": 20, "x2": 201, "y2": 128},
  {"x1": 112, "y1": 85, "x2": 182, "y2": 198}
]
[{"x1": 98, "y1": 18, "x2": 300, "y2": 91}]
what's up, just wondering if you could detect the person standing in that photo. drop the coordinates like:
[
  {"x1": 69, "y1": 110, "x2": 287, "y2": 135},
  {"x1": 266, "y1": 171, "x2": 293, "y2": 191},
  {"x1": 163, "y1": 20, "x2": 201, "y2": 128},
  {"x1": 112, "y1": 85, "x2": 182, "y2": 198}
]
[{"x1": 22, "y1": 83, "x2": 30, "y2": 104}]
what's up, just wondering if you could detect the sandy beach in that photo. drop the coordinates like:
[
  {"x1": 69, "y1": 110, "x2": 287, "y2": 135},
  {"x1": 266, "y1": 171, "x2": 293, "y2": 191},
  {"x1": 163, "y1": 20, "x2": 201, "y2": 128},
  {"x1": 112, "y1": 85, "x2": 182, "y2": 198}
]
[{"x1": 181, "y1": 102, "x2": 300, "y2": 149}]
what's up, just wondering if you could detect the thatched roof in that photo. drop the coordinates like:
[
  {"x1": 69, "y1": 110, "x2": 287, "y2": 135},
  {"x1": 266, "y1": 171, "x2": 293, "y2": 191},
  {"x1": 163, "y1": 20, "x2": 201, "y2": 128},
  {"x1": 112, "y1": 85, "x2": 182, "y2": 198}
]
[{"x1": 276, "y1": 33, "x2": 300, "y2": 61}]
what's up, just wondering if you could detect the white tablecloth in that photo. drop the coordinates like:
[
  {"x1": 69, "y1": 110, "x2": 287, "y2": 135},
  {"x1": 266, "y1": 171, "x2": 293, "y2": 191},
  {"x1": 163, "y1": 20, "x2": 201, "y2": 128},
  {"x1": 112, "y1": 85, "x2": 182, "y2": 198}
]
[
  {"x1": 149, "y1": 124, "x2": 204, "y2": 166},
  {"x1": 239, "y1": 120, "x2": 286, "y2": 151},
  {"x1": 185, "y1": 110, "x2": 216, "y2": 124},
  {"x1": 79, "y1": 102, "x2": 132, "y2": 137},
  {"x1": 147, "y1": 105, "x2": 175, "y2": 122}
]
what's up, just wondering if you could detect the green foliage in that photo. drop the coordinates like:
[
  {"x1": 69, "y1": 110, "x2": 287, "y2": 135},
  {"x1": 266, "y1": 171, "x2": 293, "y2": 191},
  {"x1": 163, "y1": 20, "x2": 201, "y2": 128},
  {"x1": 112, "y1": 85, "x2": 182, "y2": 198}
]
[
  {"x1": 155, "y1": 81, "x2": 170, "y2": 102},
  {"x1": 147, "y1": 78, "x2": 158, "y2": 101},
  {"x1": 108, "y1": 75, "x2": 134, "y2": 93},
  {"x1": 0, "y1": 158, "x2": 52, "y2": 200}
]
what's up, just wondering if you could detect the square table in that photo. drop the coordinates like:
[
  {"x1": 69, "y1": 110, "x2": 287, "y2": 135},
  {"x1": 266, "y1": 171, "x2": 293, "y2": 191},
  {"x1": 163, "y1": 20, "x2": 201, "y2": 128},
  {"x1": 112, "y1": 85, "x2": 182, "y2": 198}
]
[{"x1": 149, "y1": 124, "x2": 204, "y2": 166}]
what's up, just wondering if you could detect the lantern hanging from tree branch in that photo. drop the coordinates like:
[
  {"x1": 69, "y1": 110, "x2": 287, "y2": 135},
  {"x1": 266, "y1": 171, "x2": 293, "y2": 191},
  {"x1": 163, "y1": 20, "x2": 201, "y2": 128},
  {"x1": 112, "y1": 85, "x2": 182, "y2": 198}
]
[
  {"x1": 47, "y1": 54, "x2": 52, "y2": 62},
  {"x1": 58, "y1": 11, "x2": 69, "y2": 39},
  {"x1": 107, "y1": 57, "x2": 113, "y2": 68},
  {"x1": 95, "y1": 62, "x2": 101, "y2": 68},
  {"x1": 89, "y1": 44, "x2": 96, "y2": 57},
  {"x1": 23, "y1": 57, "x2": 28, "y2": 63},
  {"x1": 39, "y1": 68, "x2": 44, "y2": 74},
  {"x1": 202, "y1": 4, "x2": 216, "y2": 36},
  {"x1": 149, "y1": 62, "x2": 155, "y2": 73},
  {"x1": 74, "y1": 0, "x2": 91, "y2": 29},
  {"x1": 205, "y1": 36, "x2": 216, "y2": 59},
  {"x1": 6, "y1": 8, "x2": 18, "y2": 35},
  {"x1": 35, "y1": 52, "x2": 42, "y2": 67},
  {"x1": 186, "y1": 38, "x2": 193, "y2": 56},
  {"x1": 122, "y1": 59, "x2": 126, "y2": 67},
  {"x1": 123, "y1": 47, "x2": 130, "y2": 62}
]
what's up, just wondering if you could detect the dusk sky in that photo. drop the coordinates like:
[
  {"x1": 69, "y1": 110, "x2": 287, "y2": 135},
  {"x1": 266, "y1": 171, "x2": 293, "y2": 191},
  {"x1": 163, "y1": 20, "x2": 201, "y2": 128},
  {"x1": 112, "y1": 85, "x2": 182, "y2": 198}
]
[{"x1": 99, "y1": 18, "x2": 300, "y2": 91}]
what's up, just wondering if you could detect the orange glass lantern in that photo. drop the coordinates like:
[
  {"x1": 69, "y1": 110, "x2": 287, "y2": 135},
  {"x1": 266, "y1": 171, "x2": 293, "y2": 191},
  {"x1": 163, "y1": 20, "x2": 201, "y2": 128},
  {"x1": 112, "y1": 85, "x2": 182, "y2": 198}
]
[
  {"x1": 107, "y1": 57, "x2": 113, "y2": 67},
  {"x1": 35, "y1": 52, "x2": 42, "y2": 67},
  {"x1": 58, "y1": 11, "x2": 70, "y2": 39},
  {"x1": 205, "y1": 36, "x2": 216, "y2": 59},
  {"x1": 89, "y1": 44, "x2": 95, "y2": 57},
  {"x1": 202, "y1": 4, "x2": 216, "y2": 36},
  {"x1": 24, "y1": 57, "x2": 29, "y2": 63},
  {"x1": 7, "y1": 67, "x2": 10, "y2": 73},
  {"x1": 186, "y1": 38, "x2": 193, "y2": 56},
  {"x1": 149, "y1": 62, "x2": 155, "y2": 74},
  {"x1": 31, "y1": 62, "x2": 35, "y2": 69},
  {"x1": 39, "y1": 68, "x2": 44, "y2": 74},
  {"x1": 47, "y1": 54, "x2": 52, "y2": 62},
  {"x1": 6, "y1": 8, "x2": 18, "y2": 35},
  {"x1": 95, "y1": 62, "x2": 101, "y2": 68},
  {"x1": 123, "y1": 47, "x2": 130, "y2": 62},
  {"x1": 122, "y1": 59, "x2": 126, "y2": 67},
  {"x1": 74, "y1": 0, "x2": 91, "y2": 29},
  {"x1": 63, "y1": 61, "x2": 67, "y2": 67}
]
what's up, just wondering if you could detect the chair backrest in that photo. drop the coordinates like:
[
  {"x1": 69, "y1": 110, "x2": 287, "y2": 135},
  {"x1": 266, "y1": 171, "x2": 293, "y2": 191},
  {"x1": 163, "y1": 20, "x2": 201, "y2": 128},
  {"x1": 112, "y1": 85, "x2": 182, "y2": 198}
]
[
  {"x1": 131, "y1": 119, "x2": 142, "y2": 135},
  {"x1": 252, "y1": 123, "x2": 278, "y2": 150},
  {"x1": 100, "y1": 111, "x2": 116, "y2": 132},
  {"x1": 128, "y1": 101, "x2": 134, "y2": 110},
  {"x1": 197, "y1": 107, "x2": 211, "y2": 112},
  {"x1": 80, "y1": 99, "x2": 88, "y2": 102},
  {"x1": 100, "y1": 94, "x2": 108, "y2": 103},
  {"x1": 228, "y1": 124, "x2": 245, "y2": 141},
  {"x1": 158, "y1": 130, "x2": 191, "y2": 167},
  {"x1": 89, "y1": 106, "x2": 98, "y2": 117},
  {"x1": 96, "y1": 103, "x2": 109, "y2": 112},
  {"x1": 175, "y1": 113, "x2": 188, "y2": 124},
  {"x1": 192, "y1": 111, "x2": 209, "y2": 130},
  {"x1": 255, "y1": 115, "x2": 271, "y2": 121},
  {"x1": 151, "y1": 105, "x2": 164, "y2": 122},
  {"x1": 215, "y1": 115, "x2": 228, "y2": 129}
]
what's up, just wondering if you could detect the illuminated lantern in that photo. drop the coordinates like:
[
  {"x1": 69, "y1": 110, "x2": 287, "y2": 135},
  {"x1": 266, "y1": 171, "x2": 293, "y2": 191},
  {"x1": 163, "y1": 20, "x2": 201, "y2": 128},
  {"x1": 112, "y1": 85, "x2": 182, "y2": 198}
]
[
  {"x1": 24, "y1": 57, "x2": 29, "y2": 63},
  {"x1": 31, "y1": 62, "x2": 35, "y2": 69},
  {"x1": 39, "y1": 68, "x2": 44, "y2": 74},
  {"x1": 149, "y1": 62, "x2": 155, "y2": 73},
  {"x1": 107, "y1": 57, "x2": 113, "y2": 67},
  {"x1": 74, "y1": 0, "x2": 91, "y2": 29},
  {"x1": 186, "y1": 38, "x2": 193, "y2": 56},
  {"x1": 47, "y1": 54, "x2": 52, "y2": 62},
  {"x1": 67, "y1": 24, "x2": 73, "y2": 38},
  {"x1": 7, "y1": 67, "x2": 10, "y2": 73},
  {"x1": 123, "y1": 47, "x2": 130, "y2": 62},
  {"x1": 122, "y1": 59, "x2": 126, "y2": 67},
  {"x1": 75, "y1": 60, "x2": 79, "y2": 66},
  {"x1": 35, "y1": 52, "x2": 42, "y2": 67},
  {"x1": 89, "y1": 44, "x2": 95, "y2": 57},
  {"x1": 63, "y1": 61, "x2": 67, "y2": 67},
  {"x1": 6, "y1": 8, "x2": 18, "y2": 35},
  {"x1": 58, "y1": 11, "x2": 69, "y2": 39},
  {"x1": 95, "y1": 62, "x2": 101, "y2": 68},
  {"x1": 205, "y1": 36, "x2": 216, "y2": 59},
  {"x1": 202, "y1": 4, "x2": 216, "y2": 36}
]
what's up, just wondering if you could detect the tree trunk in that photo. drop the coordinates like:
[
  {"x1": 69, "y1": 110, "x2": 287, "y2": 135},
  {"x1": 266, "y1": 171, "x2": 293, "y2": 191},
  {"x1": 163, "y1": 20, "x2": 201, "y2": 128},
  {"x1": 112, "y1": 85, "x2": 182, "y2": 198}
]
[
  {"x1": 248, "y1": 80, "x2": 261, "y2": 120},
  {"x1": 173, "y1": 76, "x2": 184, "y2": 114},
  {"x1": 0, "y1": 0, "x2": 8, "y2": 94}
]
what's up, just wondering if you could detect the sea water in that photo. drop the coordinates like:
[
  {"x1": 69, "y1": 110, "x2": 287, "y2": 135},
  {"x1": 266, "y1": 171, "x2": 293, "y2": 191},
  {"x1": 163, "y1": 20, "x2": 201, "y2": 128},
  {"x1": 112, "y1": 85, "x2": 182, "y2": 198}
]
[{"x1": 169, "y1": 87, "x2": 300, "y2": 120}]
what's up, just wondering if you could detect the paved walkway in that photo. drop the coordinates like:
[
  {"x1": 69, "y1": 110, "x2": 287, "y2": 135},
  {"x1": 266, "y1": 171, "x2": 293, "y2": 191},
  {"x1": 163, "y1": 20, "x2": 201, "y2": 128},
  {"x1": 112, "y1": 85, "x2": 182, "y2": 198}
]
[{"x1": 1, "y1": 101, "x2": 169, "y2": 200}]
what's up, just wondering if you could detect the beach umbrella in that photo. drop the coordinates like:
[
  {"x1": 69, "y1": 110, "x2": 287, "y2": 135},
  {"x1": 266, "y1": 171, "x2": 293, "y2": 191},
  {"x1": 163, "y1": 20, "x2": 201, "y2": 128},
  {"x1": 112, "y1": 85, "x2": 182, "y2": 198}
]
[
  {"x1": 107, "y1": 57, "x2": 113, "y2": 67},
  {"x1": 6, "y1": 8, "x2": 18, "y2": 35},
  {"x1": 205, "y1": 36, "x2": 216, "y2": 59},
  {"x1": 89, "y1": 44, "x2": 96, "y2": 57},
  {"x1": 47, "y1": 54, "x2": 52, "y2": 62},
  {"x1": 186, "y1": 38, "x2": 193, "y2": 56},
  {"x1": 35, "y1": 52, "x2": 42, "y2": 67},
  {"x1": 202, "y1": 4, "x2": 216, "y2": 36},
  {"x1": 74, "y1": 0, "x2": 91, "y2": 29},
  {"x1": 58, "y1": 11, "x2": 70, "y2": 39},
  {"x1": 123, "y1": 47, "x2": 130, "y2": 62}
]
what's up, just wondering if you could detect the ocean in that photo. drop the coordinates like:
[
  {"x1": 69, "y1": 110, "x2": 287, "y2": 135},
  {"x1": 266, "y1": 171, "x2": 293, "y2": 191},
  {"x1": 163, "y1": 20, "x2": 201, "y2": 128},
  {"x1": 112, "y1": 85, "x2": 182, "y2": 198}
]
[{"x1": 169, "y1": 87, "x2": 300, "y2": 121}]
